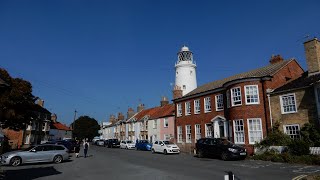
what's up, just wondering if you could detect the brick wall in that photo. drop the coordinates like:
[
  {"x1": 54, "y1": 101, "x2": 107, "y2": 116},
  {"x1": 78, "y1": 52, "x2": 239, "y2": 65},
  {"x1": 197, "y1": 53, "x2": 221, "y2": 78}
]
[
  {"x1": 2, "y1": 129, "x2": 24, "y2": 149},
  {"x1": 270, "y1": 87, "x2": 318, "y2": 130}
]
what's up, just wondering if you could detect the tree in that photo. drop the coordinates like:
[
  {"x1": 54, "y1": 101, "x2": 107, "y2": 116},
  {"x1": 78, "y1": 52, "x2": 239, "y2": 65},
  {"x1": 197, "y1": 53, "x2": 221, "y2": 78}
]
[
  {"x1": 0, "y1": 68, "x2": 37, "y2": 130},
  {"x1": 72, "y1": 116, "x2": 100, "y2": 141}
]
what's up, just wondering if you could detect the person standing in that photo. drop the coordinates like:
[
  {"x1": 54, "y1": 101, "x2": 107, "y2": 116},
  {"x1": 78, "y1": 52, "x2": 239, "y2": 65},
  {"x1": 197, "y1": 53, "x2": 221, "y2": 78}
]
[
  {"x1": 74, "y1": 140, "x2": 80, "y2": 158},
  {"x1": 83, "y1": 140, "x2": 89, "y2": 158}
]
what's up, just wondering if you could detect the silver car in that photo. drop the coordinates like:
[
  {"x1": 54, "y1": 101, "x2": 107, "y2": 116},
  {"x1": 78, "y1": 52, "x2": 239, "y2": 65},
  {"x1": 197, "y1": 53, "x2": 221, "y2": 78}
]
[{"x1": 0, "y1": 144, "x2": 70, "y2": 166}]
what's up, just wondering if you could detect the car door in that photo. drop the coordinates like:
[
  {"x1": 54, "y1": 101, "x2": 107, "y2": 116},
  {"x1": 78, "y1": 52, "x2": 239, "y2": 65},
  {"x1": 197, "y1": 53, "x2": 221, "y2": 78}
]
[
  {"x1": 153, "y1": 141, "x2": 159, "y2": 152},
  {"x1": 42, "y1": 145, "x2": 55, "y2": 162},
  {"x1": 27, "y1": 146, "x2": 46, "y2": 163},
  {"x1": 202, "y1": 138, "x2": 214, "y2": 156},
  {"x1": 158, "y1": 141, "x2": 164, "y2": 152}
]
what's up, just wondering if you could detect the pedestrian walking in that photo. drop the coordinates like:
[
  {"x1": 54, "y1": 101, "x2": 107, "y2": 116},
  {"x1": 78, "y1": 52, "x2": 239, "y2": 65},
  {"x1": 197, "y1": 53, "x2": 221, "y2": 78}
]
[
  {"x1": 83, "y1": 140, "x2": 89, "y2": 158},
  {"x1": 74, "y1": 140, "x2": 80, "y2": 158}
]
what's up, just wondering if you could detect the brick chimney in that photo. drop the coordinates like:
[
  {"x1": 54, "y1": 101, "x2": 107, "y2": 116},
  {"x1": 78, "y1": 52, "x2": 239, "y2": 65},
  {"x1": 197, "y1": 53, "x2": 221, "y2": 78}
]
[
  {"x1": 269, "y1": 54, "x2": 284, "y2": 64},
  {"x1": 127, "y1": 108, "x2": 135, "y2": 119},
  {"x1": 137, "y1": 104, "x2": 144, "y2": 112},
  {"x1": 109, "y1": 114, "x2": 116, "y2": 124},
  {"x1": 37, "y1": 99, "x2": 45, "y2": 107},
  {"x1": 117, "y1": 112, "x2": 125, "y2": 121},
  {"x1": 304, "y1": 38, "x2": 320, "y2": 75},
  {"x1": 160, "y1": 96, "x2": 169, "y2": 107},
  {"x1": 173, "y1": 85, "x2": 183, "y2": 99},
  {"x1": 51, "y1": 113, "x2": 57, "y2": 123}
]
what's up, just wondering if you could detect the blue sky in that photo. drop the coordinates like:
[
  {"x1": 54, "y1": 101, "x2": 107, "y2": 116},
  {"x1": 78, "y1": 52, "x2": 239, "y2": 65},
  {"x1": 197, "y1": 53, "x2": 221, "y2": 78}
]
[{"x1": 1, "y1": 0, "x2": 319, "y2": 125}]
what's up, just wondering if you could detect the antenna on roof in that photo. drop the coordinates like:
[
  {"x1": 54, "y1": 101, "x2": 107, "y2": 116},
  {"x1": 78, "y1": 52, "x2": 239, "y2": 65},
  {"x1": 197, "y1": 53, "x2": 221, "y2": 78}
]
[{"x1": 296, "y1": 34, "x2": 310, "y2": 43}]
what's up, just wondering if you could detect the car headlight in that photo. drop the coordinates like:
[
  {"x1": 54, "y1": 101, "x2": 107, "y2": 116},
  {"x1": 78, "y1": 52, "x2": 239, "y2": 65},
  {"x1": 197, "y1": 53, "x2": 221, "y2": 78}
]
[{"x1": 228, "y1": 148, "x2": 238, "y2": 153}]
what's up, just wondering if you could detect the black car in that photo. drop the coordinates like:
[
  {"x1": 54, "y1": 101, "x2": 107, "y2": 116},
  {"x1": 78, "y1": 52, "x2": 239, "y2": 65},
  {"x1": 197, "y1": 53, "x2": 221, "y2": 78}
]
[
  {"x1": 105, "y1": 139, "x2": 120, "y2": 148},
  {"x1": 45, "y1": 140, "x2": 76, "y2": 152},
  {"x1": 194, "y1": 138, "x2": 247, "y2": 160}
]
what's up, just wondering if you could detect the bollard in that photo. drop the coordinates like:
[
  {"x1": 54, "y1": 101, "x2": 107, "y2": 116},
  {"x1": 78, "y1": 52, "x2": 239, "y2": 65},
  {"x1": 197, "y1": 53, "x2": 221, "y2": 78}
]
[{"x1": 224, "y1": 171, "x2": 234, "y2": 180}]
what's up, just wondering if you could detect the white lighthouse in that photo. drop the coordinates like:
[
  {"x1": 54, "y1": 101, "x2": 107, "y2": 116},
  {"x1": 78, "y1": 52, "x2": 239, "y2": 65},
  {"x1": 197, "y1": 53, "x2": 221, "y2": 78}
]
[{"x1": 174, "y1": 46, "x2": 197, "y2": 96}]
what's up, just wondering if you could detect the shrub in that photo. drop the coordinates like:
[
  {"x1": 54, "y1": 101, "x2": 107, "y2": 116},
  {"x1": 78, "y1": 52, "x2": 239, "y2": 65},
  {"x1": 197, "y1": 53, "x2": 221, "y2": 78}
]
[
  {"x1": 257, "y1": 122, "x2": 292, "y2": 148},
  {"x1": 300, "y1": 123, "x2": 320, "y2": 147},
  {"x1": 288, "y1": 139, "x2": 310, "y2": 156}
]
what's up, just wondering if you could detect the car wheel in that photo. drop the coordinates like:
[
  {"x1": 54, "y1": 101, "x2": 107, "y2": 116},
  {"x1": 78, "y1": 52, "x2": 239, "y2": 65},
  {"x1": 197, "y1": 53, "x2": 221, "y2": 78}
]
[
  {"x1": 221, "y1": 152, "x2": 229, "y2": 161},
  {"x1": 164, "y1": 149, "x2": 167, "y2": 155},
  {"x1": 10, "y1": 156, "x2": 21, "y2": 167},
  {"x1": 197, "y1": 150, "x2": 204, "y2": 158},
  {"x1": 53, "y1": 155, "x2": 63, "y2": 164},
  {"x1": 151, "y1": 149, "x2": 155, "y2": 154}
]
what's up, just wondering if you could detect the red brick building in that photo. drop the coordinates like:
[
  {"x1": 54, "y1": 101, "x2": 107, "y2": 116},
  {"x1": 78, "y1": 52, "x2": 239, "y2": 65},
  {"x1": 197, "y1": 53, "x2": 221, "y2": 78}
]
[{"x1": 173, "y1": 56, "x2": 304, "y2": 154}]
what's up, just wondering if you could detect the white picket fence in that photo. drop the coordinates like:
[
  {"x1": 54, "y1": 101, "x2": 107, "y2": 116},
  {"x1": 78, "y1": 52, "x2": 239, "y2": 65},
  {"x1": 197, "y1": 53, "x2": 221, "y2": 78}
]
[{"x1": 310, "y1": 147, "x2": 320, "y2": 155}]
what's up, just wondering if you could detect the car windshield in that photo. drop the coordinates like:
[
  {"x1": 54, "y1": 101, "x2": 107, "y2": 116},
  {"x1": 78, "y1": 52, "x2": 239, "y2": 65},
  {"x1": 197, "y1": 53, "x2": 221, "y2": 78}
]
[
  {"x1": 126, "y1": 141, "x2": 133, "y2": 143},
  {"x1": 111, "y1": 139, "x2": 118, "y2": 142},
  {"x1": 163, "y1": 141, "x2": 174, "y2": 145},
  {"x1": 141, "y1": 140, "x2": 149, "y2": 143}
]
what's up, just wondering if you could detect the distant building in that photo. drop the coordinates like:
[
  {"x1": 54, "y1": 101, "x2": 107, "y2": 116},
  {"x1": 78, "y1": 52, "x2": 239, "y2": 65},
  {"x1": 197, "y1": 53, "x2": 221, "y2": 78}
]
[{"x1": 49, "y1": 114, "x2": 72, "y2": 140}]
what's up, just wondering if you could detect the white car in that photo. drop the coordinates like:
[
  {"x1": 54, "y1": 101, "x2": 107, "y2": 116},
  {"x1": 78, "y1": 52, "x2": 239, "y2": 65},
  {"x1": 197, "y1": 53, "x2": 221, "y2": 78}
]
[
  {"x1": 151, "y1": 140, "x2": 180, "y2": 154},
  {"x1": 120, "y1": 140, "x2": 136, "y2": 149}
]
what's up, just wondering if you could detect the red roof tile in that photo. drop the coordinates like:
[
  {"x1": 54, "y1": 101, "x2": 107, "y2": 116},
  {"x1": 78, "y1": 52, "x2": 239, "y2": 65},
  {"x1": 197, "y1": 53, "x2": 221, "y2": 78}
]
[{"x1": 51, "y1": 122, "x2": 71, "y2": 131}]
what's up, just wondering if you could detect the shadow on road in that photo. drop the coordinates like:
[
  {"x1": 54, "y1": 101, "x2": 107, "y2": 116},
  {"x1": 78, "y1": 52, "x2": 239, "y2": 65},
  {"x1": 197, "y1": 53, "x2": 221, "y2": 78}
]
[{"x1": 3, "y1": 166, "x2": 62, "y2": 180}]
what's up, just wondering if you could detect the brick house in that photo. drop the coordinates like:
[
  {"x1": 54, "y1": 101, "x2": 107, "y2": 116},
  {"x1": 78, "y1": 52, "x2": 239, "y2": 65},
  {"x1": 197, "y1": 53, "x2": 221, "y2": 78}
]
[
  {"x1": 269, "y1": 38, "x2": 320, "y2": 137},
  {"x1": 173, "y1": 55, "x2": 304, "y2": 154}
]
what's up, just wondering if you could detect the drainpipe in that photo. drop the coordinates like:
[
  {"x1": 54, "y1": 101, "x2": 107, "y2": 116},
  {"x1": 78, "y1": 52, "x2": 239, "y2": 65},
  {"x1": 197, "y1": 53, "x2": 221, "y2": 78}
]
[{"x1": 267, "y1": 93, "x2": 273, "y2": 131}]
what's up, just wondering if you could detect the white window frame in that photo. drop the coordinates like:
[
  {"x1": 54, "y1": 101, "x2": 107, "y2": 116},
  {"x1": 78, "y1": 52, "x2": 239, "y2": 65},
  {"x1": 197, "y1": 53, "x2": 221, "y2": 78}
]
[
  {"x1": 205, "y1": 123, "x2": 212, "y2": 137},
  {"x1": 164, "y1": 134, "x2": 170, "y2": 140},
  {"x1": 204, "y1": 97, "x2": 211, "y2": 113},
  {"x1": 245, "y1": 85, "x2": 260, "y2": 105},
  {"x1": 215, "y1": 94, "x2": 224, "y2": 111},
  {"x1": 231, "y1": 87, "x2": 242, "y2": 106},
  {"x1": 233, "y1": 119, "x2": 245, "y2": 144},
  {"x1": 186, "y1": 125, "x2": 191, "y2": 143},
  {"x1": 177, "y1": 103, "x2": 182, "y2": 117},
  {"x1": 185, "y1": 101, "x2": 191, "y2": 115},
  {"x1": 247, "y1": 118, "x2": 263, "y2": 144},
  {"x1": 283, "y1": 124, "x2": 300, "y2": 139},
  {"x1": 195, "y1": 124, "x2": 201, "y2": 141},
  {"x1": 164, "y1": 118, "x2": 168, "y2": 128},
  {"x1": 177, "y1": 126, "x2": 183, "y2": 143},
  {"x1": 153, "y1": 120, "x2": 157, "y2": 129},
  {"x1": 194, "y1": 99, "x2": 200, "y2": 114},
  {"x1": 280, "y1": 93, "x2": 297, "y2": 114}
]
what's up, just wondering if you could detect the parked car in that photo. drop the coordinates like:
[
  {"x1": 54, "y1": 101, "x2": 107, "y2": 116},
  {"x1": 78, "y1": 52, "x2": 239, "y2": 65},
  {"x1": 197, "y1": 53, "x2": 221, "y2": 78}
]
[
  {"x1": 194, "y1": 138, "x2": 247, "y2": 160},
  {"x1": 96, "y1": 140, "x2": 105, "y2": 146},
  {"x1": 120, "y1": 140, "x2": 135, "y2": 149},
  {"x1": 105, "y1": 139, "x2": 120, "y2": 148},
  {"x1": 92, "y1": 136, "x2": 100, "y2": 144},
  {"x1": 0, "y1": 144, "x2": 69, "y2": 166},
  {"x1": 136, "y1": 140, "x2": 152, "y2": 151},
  {"x1": 44, "y1": 140, "x2": 75, "y2": 153},
  {"x1": 151, "y1": 140, "x2": 180, "y2": 154}
]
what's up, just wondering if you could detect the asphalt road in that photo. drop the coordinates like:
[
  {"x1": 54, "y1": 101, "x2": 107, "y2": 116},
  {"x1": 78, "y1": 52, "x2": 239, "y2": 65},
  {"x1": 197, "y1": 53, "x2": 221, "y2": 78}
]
[{"x1": 1, "y1": 145, "x2": 320, "y2": 180}]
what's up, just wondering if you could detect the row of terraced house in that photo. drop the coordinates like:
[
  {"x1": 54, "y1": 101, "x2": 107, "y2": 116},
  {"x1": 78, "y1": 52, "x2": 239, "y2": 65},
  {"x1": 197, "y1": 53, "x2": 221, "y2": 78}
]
[{"x1": 100, "y1": 38, "x2": 320, "y2": 155}]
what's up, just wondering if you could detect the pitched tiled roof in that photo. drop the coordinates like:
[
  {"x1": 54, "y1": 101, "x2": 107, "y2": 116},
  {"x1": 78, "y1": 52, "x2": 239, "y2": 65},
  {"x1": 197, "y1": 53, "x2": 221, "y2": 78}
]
[
  {"x1": 51, "y1": 122, "x2": 71, "y2": 131},
  {"x1": 150, "y1": 104, "x2": 175, "y2": 119},
  {"x1": 272, "y1": 72, "x2": 320, "y2": 94},
  {"x1": 135, "y1": 107, "x2": 159, "y2": 122},
  {"x1": 182, "y1": 60, "x2": 293, "y2": 98}
]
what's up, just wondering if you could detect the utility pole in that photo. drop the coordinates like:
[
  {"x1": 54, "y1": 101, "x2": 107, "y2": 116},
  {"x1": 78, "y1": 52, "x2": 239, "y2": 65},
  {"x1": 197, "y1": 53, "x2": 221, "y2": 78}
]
[{"x1": 73, "y1": 110, "x2": 77, "y2": 138}]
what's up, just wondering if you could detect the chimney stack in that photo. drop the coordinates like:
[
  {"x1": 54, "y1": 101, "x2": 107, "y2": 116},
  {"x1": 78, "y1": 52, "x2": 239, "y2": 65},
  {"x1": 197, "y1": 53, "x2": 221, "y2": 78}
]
[
  {"x1": 160, "y1": 96, "x2": 169, "y2": 107},
  {"x1": 269, "y1": 54, "x2": 284, "y2": 64},
  {"x1": 173, "y1": 85, "x2": 183, "y2": 99},
  {"x1": 51, "y1": 113, "x2": 57, "y2": 123},
  {"x1": 137, "y1": 104, "x2": 144, "y2": 112},
  {"x1": 37, "y1": 99, "x2": 45, "y2": 107},
  {"x1": 109, "y1": 114, "x2": 116, "y2": 124},
  {"x1": 127, "y1": 108, "x2": 135, "y2": 119},
  {"x1": 117, "y1": 112, "x2": 125, "y2": 121},
  {"x1": 304, "y1": 38, "x2": 320, "y2": 76}
]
